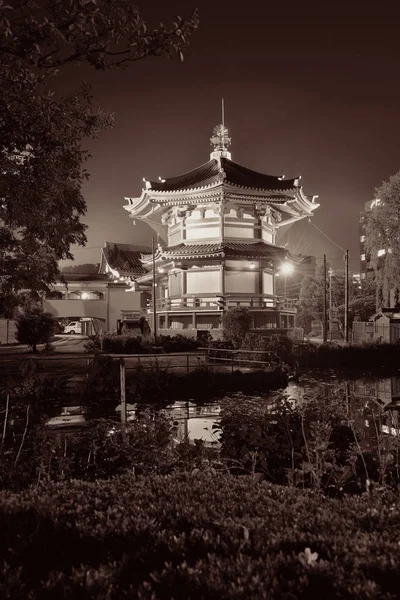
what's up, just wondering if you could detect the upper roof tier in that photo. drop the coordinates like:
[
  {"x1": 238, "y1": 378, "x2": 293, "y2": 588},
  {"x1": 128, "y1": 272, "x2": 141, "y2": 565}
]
[{"x1": 149, "y1": 157, "x2": 298, "y2": 193}]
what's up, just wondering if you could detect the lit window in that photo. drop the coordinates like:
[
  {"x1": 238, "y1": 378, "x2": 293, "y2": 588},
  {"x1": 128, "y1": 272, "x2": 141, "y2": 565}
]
[
  {"x1": 361, "y1": 254, "x2": 366, "y2": 261},
  {"x1": 360, "y1": 235, "x2": 366, "y2": 242},
  {"x1": 377, "y1": 249, "x2": 386, "y2": 257}
]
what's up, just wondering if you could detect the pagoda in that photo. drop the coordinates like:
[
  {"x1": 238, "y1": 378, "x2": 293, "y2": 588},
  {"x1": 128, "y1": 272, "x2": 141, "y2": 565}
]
[{"x1": 123, "y1": 122, "x2": 319, "y2": 338}]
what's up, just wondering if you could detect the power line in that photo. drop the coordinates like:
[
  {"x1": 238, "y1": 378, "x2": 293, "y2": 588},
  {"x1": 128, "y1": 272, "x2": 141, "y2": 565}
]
[{"x1": 307, "y1": 219, "x2": 346, "y2": 252}]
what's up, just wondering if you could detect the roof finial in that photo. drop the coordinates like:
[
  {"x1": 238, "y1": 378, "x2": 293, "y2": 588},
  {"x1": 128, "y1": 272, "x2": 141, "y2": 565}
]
[{"x1": 210, "y1": 98, "x2": 232, "y2": 160}]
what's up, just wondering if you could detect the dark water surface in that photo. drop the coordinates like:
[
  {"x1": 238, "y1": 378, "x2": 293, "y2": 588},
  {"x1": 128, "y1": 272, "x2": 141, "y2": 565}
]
[
  {"x1": 48, "y1": 373, "x2": 400, "y2": 443},
  {"x1": 117, "y1": 373, "x2": 400, "y2": 446}
]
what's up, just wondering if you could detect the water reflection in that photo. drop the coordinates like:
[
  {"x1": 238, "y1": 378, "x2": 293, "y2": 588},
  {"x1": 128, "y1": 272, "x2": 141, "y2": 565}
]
[{"x1": 48, "y1": 376, "x2": 400, "y2": 443}]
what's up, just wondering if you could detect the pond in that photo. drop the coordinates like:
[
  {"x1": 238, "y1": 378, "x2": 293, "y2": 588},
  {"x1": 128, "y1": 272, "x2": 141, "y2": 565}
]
[{"x1": 47, "y1": 372, "x2": 400, "y2": 446}]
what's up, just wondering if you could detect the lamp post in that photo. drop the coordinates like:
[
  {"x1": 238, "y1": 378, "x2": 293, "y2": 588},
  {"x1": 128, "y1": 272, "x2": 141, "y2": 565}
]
[
  {"x1": 328, "y1": 269, "x2": 333, "y2": 310},
  {"x1": 279, "y1": 261, "x2": 295, "y2": 327},
  {"x1": 152, "y1": 236, "x2": 157, "y2": 345},
  {"x1": 328, "y1": 268, "x2": 333, "y2": 341}
]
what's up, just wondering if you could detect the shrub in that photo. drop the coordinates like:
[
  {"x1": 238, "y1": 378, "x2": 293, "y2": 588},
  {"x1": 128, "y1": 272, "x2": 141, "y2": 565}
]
[
  {"x1": 1, "y1": 472, "x2": 400, "y2": 598},
  {"x1": 80, "y1": 355, "x2": 120, "y2": 419},
  {"x1": 157, "y1": 334, "x2": 200, "y2": 353},
  {"x1": 15, "y1": 305, "x2": 54, "y2": 352},
  {"x1": 85, "y1": 333, "x2": 200, "y2": 354},
  {"x1": 222, "y1": 307, "x2": 252, "y2": 348},
  {"x1": 293, "y1": 342, "x2": 400, "y2": 372}
]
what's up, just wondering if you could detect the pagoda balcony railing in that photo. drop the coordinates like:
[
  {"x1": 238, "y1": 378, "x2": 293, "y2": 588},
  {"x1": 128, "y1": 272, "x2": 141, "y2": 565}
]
[{"x1": 149, "y1": 294, "x2": 297, "y2": 312}]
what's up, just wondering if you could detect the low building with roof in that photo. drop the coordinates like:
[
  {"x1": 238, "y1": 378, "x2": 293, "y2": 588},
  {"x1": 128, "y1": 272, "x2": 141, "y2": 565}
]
[
  {"x1": 43, "y1": 266, "x2": 149, "y2": 333},
  {"x1": 120, "y1": 122, "x2": 319, "y2": 337}
]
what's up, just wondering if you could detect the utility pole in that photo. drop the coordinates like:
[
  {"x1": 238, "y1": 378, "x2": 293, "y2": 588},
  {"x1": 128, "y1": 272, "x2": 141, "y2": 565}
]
[
  {"x1": 323, "y1": 254, "x2": 327, "y2": 343},
  {"x1": 152, "y1": 235, "x2": 157, "y2": 345},
  {"x1": 119, "y1": 358, "x2": 127, "y2": 426},
  {"x1": 344, "y1": 249, "x2": 349, "y2": 343}
]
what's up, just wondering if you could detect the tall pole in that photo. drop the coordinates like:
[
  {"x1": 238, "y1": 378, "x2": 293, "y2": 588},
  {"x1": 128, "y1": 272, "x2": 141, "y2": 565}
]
[
  {"x1": 119, "y1": 358, "x2": 126, "y2": 426},
  {"x1": 344, "y1": 249, "x2": 349, "y2": 343},
  {"x1": 152, "y1": 235, "x2": 157, "y2": 345},
  {"x1": 323, "y1": 254, "x2": 327, "y2": 343}
]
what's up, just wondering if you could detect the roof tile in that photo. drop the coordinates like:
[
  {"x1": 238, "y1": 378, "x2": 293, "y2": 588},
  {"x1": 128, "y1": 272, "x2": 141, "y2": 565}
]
[{"x1": 148, "y1": 157, "x2": 297, "y2": 193}]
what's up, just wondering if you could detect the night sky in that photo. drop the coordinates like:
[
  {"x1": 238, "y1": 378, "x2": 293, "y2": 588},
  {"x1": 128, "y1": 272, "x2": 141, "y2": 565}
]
[{"x1": 63, "y1": 0, "x2": 400, "y2": 273}]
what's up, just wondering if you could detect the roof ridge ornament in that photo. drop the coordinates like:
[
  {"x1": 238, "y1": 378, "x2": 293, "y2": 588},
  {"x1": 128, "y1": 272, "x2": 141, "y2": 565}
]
[
  {"x1": 210, "y1": 124, "x2": 231, "y2": 152},
  {"x1": 210, "y1": 97, "x2": 232, "y2": 160}
]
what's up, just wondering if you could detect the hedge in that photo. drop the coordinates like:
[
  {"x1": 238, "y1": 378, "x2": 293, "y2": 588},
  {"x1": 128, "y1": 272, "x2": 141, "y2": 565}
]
[
  {"x1": 294, "y1": 341, "x2": 400, "y2": 372},
  {"x1": 1, "y1": 472, "x2": 400, "y2": 598}
]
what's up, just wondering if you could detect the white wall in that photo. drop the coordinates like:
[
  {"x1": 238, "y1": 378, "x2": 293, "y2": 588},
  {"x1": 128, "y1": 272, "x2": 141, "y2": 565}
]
[
  {"x1": 262, "y1": 229, "x2": 273, "y2": 243},
  {"x1": 225, "y1": 271, "x2": 257, "y2": 293},
  {"x1": 186, "y1": 270, "x2": 220, "y2": 294},
  {"x1": 168, "y1": 230, "x2": 181, "y2": 246},
  {"x1": 224, "y1": 226, "x2": 254, "y2": 239},
  {"x1": 169, "y1": 272, "x2": 183, "y2": 296},
  {"x1": 43, "y1": 289, "x2": 142, "y2": 331},
  {"x1": 185, "y1": 226, "x2": 220, "y2": 240},
  {"x1": 263, "y1": 272, "x2": 274, "y2": 295},
  {"x1": 108, "y1": 289, "x2": 142, "y2": 330}
]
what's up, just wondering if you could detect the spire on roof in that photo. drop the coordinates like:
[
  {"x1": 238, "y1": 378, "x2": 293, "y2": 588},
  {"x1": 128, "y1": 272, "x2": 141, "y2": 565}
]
[{"x1": 210, "y1": 97, "x2": 232, "y2": 161}]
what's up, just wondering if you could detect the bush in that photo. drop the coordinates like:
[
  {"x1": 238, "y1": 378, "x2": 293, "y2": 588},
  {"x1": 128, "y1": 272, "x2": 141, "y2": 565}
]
[
  {"x1": 241, "y1": 333, "x2": 294, "y2": 365},
  {"x1": 222, "y1": 307, "x2": 252, "y2": 348},
  {"x1": 15, "y1": 305, "x2": 54, "y2": 352},
  {"x1": 294, "y1": 342, "x2": 400, "y2": 372},
  {"x1": 1, "y1": 472, "x2": 400, "y2": 598},
  {"x1": 85, "y1": 333, "x2": 201, "y2": 354},
  {"x1": 80, "y1": 355, "x2": 120, "y2": 419}
]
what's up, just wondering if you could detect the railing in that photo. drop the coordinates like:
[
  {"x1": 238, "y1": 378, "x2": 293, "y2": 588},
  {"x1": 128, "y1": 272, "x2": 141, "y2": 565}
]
[
  {"x1": 276, "y1": 297, "x2": 298, "y2": 311},
  {"x1": 199, "y1": 347, "x2": 281, "y2": 371},
  {"x1": 151, "y1": 294, "x2": 284, "y2": 312}
]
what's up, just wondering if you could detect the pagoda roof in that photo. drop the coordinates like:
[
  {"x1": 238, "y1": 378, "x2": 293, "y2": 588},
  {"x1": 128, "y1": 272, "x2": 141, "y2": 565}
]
[
  {"x1": 149, "y1": 157, "x2": 298, "y2": 193},
  {"x1": 100, "y1": 242, "x2": 150, "y2": 276},
  {"x1": 159, "y1": 241, "x2": 298, "y2": 262}
]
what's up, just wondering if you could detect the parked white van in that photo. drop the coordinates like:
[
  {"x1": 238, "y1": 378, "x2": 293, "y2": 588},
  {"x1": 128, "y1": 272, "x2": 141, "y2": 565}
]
[{"x1": 64, "y1": 321, "x2": 82, "y2": 334}]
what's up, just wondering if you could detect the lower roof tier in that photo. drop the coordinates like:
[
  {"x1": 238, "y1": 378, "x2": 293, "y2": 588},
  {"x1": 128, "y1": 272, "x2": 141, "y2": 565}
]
[{"x1": 150, "y1": 241, "x2": 300, "y2": 262}]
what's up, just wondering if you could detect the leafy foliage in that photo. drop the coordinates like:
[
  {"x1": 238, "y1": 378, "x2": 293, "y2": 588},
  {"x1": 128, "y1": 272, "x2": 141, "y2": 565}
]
[
  {"x1": 297, "y1": 265, "x2": 376, "y2": 333},
  {"x1": 15, "y1": 305, "x2": 54, "y2": 351},
  {"x1": 0, "y1": 1, "x2": 198, "y2": 304},
  {"x1": 241, "y1": 333, "x2": 294, "y2": 365},
  {"x1": 85, "y1": 332, "x2": 201, "y2": 354},
  {"x1": 366, "y1": 172, "x2": 400, "y2": 304},
  {"x1": 1, "y1": 472, "x2": 400, "y2": 598},
  {"x1": 222, "y1": 307, "x2": 252, "y2": 348}
]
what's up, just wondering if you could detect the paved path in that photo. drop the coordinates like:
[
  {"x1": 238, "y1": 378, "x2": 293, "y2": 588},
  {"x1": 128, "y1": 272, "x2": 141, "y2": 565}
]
[{"x1": 0, "y1": 335, "x2": 88, "y2": 355}]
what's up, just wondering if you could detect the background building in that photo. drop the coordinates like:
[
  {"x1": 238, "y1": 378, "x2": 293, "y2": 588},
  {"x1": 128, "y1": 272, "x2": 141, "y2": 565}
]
[{"x1": 359, "y1": 199, "x2": 380, "y2": 281}]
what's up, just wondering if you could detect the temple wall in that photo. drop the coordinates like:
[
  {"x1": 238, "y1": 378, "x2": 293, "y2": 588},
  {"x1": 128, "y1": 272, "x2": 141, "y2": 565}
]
[
  {"x1": 186, "y1": 270, "x2": 220, "y2": 294},
  {"x1": 263, "y1": 272, "x2": 274, "y2": 295},
  {"x1": 225, "y1": 271, "x2": 257, "y2": 293},
  {"x1": 224, "y1": 226, "x2": 254, "y2": 239},
  {"x1": 185, "y1": 226, "x2": 220, "y2": 240},
  {"x1": 262, "y1": 229, "x2": 273, "y2": 243},
  {"x1": 169, "y1": 272, "x2": 183, "y2": 296}
]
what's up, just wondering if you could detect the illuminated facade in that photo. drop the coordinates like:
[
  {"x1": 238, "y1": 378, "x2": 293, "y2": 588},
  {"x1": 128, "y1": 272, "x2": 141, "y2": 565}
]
[
  {"x1": 123, "y1": 124, "x2": 319, "y2": 337},
  {"x1": 360, "y1": 199, "x2": 381, "y2": 281}
]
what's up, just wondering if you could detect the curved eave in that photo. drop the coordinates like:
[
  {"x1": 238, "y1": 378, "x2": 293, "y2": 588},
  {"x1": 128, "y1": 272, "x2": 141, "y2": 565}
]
[{"x1": 148, "y1": 181, "x2": 299, "y2": 199}]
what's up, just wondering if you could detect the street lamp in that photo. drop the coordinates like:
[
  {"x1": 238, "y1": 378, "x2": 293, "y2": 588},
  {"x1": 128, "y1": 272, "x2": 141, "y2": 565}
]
[
  {"x1": 279, "y1": 262, "x2": 295, "y2": 299},
  {"x1": 328, "y1": 269, "x2": 334, "y2": 310}
]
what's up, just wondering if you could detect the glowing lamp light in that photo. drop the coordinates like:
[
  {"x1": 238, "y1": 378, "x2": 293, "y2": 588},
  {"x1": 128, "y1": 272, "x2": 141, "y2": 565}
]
[
  {"x1": 81, "y1": 292, "x2": 89, "y2": 300},
  {"x1": 249, "y1": 262, "x2": 256, "y2": 270},
  {"x1": 280, "y1": 262, "x2": 294, "y2": 275}
]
